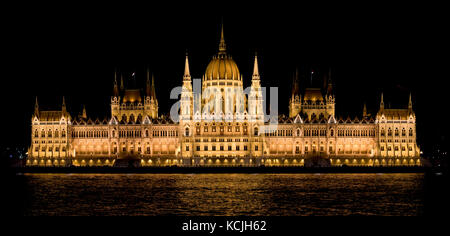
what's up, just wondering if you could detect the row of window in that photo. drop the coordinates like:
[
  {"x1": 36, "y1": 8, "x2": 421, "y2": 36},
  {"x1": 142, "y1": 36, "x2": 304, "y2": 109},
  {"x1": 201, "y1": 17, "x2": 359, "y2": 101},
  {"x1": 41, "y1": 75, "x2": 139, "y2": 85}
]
[
  {"x1": 380, "y1": 139, "x2": 414, "y2": 143},
  {"x1": 35, "y1": 146, "x2": 66, "y2": 152},
  {"x1": 337, "y1": 129, "x2": 376, "y2": 137},
  {"x1": 72, "y1": 130, "x2": 109, "y2": 138},
  {"x1": 69, "y1": 129, "x2": 180, "y2": 138},
  {"x1": 380, "y1": 128, "x2": 413, "y2": 137},
  {"x1": 190, "y1": 145, "x2": 254, "y2": 151},
  {"x1": 194, "y1": 126, "x2": 248, "y2": 135},
  {"x1": 193, "y1": 138, "x2": 249, "y2": 142},
  {"x1": 380, "y1": 146, "x2": 414, "y2": 151},
  {"x1": 34, "y1": 129, "x2": 66, "y2": 138}
]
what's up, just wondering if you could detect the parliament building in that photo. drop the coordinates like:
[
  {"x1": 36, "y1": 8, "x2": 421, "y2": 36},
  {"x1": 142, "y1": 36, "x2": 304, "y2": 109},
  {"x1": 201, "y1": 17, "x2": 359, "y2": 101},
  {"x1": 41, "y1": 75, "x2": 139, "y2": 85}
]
[{"x1": 27, "y1": 26, "x2": 421, "y2": 167}]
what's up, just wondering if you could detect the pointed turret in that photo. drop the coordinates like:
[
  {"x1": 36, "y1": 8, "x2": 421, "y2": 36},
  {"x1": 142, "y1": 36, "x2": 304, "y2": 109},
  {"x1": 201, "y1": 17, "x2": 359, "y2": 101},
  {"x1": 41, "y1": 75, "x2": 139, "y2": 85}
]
[
  {"x1": 113, "y1": 69, "x2": 119, "y2": 96},
  {"x1": 363, "y1": 102, "x2": 367, "y2": 117},
  {"x1": 62, "y1": 96, "x2": 66, "y2": 114},
  {"x1": 289, "y1": 68, "x2": 301, "y2": 118},
  {"x1": 292, "y1": 67, "x2": 300, "y2": 97},
  {"x1": 34, "y1": 96, "x2": 39, "y2": 117},
  {"x1": 120, "y1": 73, "x2": 124, "y2": 91},
  {"x1": 408, "y1": 93, "x2": 412, "y2": 110},
  {"x1": 150, "y1": 73, "x2": 157, "y2": 101},
  {"x1": 81, "y1": 105, "x2": 87, "y2": 119},
  {"x1": 252, "y1": 52, "x2": 260, "y2": 80},
  {"x1": 184, "y1": 52, "x2": 191, "y2": 81},
  {"x1": 146, "y1": 68, "x2": 151, "y2": 96},
  {"x1": 327, "y1": 67, "x2": 333, "y2": 95},
  {"x1": 380, "y1": 93, "x2": 384, "y2": 111},
  {"x1": 218, "y1": 23, "x2": 226, "y2": 54}
]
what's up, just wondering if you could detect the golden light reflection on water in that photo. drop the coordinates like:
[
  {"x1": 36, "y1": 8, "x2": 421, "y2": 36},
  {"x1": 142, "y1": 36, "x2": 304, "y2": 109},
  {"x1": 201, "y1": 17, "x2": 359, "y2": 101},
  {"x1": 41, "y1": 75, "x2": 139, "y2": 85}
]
[{"x1": 23, "y1": 173, "x2": 424, "y2": 216}]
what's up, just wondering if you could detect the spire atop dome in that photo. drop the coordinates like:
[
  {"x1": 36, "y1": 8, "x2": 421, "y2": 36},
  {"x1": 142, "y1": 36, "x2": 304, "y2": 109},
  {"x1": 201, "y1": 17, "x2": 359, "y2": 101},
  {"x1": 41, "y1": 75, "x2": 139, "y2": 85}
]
[{"x1": 218, "y1": 23, "x2": 226, "y2": 54}]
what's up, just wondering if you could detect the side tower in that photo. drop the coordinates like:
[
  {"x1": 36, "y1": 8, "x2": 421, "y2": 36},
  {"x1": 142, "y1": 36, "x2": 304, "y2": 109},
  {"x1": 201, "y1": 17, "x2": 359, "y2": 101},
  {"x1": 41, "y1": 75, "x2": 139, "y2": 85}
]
[
  {"x1": 28, "y1": 97, "x2": 71, "y2": 166},
  {"x1": 324, "y1": 68, "x2": 335, "y2": 118},
  {"x1": 111, "y1": 70, "x2": 120, "y2": 118},
  {"x1": 248, "y1": 53, "x2": 265, "y2": 159},
  {"x1": 289, "y1": 68, "x2": 301, "y2": 118},
  {"x1": 376, "y1": 93, "x2": 420, "y2": 165},
  {"x1": 180, "y1": 53, "x2": 194, "y2": 160},
  {"x1": 145, "y1": 70, "x2": 159, "y2": 119},
  {"x1": 248, "y1": 53, "x2": 264, "y2": 121}
]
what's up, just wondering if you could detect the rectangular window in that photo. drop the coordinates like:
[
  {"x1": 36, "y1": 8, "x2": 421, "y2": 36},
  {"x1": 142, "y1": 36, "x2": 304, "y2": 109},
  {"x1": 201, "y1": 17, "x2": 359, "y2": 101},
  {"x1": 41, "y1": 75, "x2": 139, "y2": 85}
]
[
  {"x1": 196, "y1": 146, "x2": 200, "y2": 151},
  {"x1": 204, "y1": 146, "x2": 208, "y2": 151},
  {"x1": 255, "y1": 145, "x2": 258, "y2": 151},
  {"x1": 244, "y1": 146, "x2": 248, "y2": 151},
  {"x1": 186, "y1": 146, "x2": 189, "y2": 151},
  {"x1": 228, "y1": 146, "x2": 232, "y2": 151}
]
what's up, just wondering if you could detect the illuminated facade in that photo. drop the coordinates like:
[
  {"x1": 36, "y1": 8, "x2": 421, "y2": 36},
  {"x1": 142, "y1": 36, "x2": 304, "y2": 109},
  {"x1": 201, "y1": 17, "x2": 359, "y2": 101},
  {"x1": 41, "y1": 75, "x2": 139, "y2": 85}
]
[{"x1": 27, "y1": 26, "x2": 421, "y2": 167}]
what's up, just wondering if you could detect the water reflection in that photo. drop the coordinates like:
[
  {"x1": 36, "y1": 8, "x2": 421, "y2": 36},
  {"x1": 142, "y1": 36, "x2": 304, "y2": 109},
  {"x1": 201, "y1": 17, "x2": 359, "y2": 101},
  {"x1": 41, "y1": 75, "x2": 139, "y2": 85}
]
[{"x1": 21, "y1": 173, "x2": 425, "y2": 216}]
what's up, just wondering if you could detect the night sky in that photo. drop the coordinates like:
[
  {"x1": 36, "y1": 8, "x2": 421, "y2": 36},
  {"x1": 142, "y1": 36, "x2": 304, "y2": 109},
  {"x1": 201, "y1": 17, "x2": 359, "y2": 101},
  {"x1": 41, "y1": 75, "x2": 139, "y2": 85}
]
[{"x1": 2, "y1": 4, "x2": 447, "y2": 156}]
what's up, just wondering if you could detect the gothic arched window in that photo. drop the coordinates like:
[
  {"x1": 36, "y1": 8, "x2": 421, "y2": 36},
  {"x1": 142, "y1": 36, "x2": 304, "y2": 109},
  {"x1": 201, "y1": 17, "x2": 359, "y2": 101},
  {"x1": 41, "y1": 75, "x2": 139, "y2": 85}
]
[
  {"x1": 185, "y1": 127, "x2": 190, "y2": 137},
  {"x1": 254, "y1": 127, "x2": 259, "y2": 136},
  {"x1": 409, "y1": 128, "x2": 413, "y2": 136},
  {"x1": 395, "y1": 128, "x2": 399, "y2": 137},
  {"x1": 388, "y1": 128, "x2": 392, "y2": 136},
  {"x1": 402, "y1": 128, "x2": 406, "y2": 136}
]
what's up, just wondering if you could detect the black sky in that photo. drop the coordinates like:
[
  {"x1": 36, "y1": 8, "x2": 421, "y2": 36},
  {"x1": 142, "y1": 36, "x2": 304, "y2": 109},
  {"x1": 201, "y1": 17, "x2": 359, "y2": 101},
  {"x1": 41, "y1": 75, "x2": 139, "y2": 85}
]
[{"x1": 1, "y1": 4, "x2": 447, "y2": 155}]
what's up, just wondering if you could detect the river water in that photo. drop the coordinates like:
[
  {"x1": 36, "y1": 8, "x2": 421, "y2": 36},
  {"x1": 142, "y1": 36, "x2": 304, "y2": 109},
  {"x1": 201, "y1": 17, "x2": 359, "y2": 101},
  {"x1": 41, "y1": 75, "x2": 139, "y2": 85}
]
[{"x1": 11, "y1": 173, "x2": 434, "y2": 216}]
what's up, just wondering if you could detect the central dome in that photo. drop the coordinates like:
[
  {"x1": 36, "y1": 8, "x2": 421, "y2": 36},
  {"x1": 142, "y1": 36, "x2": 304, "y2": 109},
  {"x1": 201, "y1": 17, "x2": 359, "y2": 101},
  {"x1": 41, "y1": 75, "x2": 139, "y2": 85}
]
[{"x1": 205, "y1": 54, "x2": 240, "y2": 80}]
